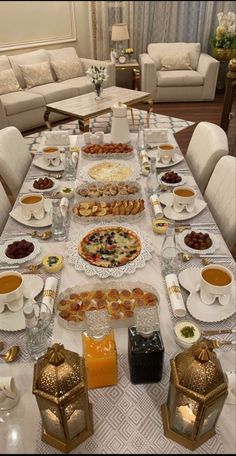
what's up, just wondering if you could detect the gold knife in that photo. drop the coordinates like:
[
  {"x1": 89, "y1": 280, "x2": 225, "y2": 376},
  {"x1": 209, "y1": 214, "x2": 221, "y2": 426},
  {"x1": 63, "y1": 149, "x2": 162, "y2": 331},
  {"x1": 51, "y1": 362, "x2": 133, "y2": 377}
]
[{"x1": 201, "y1": 329, "x2": 236, "y2": 336}]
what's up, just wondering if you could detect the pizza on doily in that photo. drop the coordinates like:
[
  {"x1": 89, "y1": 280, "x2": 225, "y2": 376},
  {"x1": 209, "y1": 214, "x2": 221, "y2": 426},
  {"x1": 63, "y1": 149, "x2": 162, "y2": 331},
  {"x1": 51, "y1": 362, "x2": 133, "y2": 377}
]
[{"x1": 78, "y1": 226, "x2": 141, "y2": 268}]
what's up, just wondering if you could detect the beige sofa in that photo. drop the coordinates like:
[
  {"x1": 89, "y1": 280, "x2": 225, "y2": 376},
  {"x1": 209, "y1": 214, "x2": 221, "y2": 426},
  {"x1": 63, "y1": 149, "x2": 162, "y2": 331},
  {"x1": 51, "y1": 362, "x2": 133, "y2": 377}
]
[
  {"x1": 139, "y1": 42, "x2": 219, "y2": 102},
  {"x1": 0, "y1": 47, "x2": 115, "y2": 132}
]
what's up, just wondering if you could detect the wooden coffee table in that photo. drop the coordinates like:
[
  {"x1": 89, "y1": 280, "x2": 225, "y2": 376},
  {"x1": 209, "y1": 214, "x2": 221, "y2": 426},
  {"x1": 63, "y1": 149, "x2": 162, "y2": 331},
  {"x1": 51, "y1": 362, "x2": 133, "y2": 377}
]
[{"x1": 44, "y1": 86, "x2": 153, "y2": 132}]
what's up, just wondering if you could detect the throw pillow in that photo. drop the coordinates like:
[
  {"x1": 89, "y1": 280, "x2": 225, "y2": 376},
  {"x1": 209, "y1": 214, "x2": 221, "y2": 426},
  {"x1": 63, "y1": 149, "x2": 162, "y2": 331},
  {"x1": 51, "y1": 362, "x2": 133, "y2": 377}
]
[
  {"x1": 19, "y1": 61, "x2": 54, "y2": 89},
  {"x1": 160, "y1": 53, "x2": 192, "y2": 71},
  {"x1": 0, "y1": 69, "x2": 22, "y2": 95},
  {"x1": 51, "y1": 58, "x2": 83, "y2": 81}
]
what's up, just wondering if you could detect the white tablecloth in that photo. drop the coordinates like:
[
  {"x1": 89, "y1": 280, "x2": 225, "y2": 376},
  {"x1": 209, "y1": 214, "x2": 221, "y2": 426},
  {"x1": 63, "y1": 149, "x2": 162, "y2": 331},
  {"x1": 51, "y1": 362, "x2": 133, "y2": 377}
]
[{"x1": 0, "y1": 132, "x2": 235, "y2": 454}]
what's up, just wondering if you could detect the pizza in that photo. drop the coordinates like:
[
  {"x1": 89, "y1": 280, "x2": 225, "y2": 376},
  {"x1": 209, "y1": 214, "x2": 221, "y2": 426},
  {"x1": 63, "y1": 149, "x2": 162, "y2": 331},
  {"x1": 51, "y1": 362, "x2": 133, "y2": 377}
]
[
  {"x1": 88, "y1": 162, "x2": 133, "y2": 181},
  {"x1": 78, "y1": 226, "x2": 142, "y2": 268}
]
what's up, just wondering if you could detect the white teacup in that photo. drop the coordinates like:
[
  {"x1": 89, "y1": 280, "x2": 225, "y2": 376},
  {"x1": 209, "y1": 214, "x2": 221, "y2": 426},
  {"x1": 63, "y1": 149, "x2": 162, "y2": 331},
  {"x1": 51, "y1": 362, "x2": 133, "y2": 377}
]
[
  {"x1": 199, "y1": 264, "x2": 233, "y2": 305},
  {"x1": 158, "y1": 143, "x2": 175, "y2": 164},
  {"x1": 19, "y1": 193, "x2": 45, "y2": 220},
  {"x1": 42, "y1": 146, "x2": 60, "y2": 166},
  {"x1": 173, "y1": 186, "x2": 197, "y2": 213},
  {"x1": 0, "y1": 271, "x2": 24, "y2": 313}
]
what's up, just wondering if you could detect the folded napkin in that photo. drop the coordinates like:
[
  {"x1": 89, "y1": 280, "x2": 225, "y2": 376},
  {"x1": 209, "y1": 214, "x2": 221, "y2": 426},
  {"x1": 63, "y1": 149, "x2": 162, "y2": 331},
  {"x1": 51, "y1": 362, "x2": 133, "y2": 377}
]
[
  {"x1": 44, "y1": 131, "x2": 70, "y2": 146},
  {"x1": 225, "y1": 371, "x2": 236, "y2": 404},
  {"x1": 150, "y1": 194, "x2": 163, "y2": 219},
  {"x1": 140, "y1": 150, "x2": 150, "y2": 175},
  {"x1": 41, "y1": 277, "x2": 58, "y2": 314},
  {"x1": 60, "y1": 197, "x2": 69, "y2": 217},
  {"x1": 165, "y1": 273, "x2": 186, "y2": 317}
]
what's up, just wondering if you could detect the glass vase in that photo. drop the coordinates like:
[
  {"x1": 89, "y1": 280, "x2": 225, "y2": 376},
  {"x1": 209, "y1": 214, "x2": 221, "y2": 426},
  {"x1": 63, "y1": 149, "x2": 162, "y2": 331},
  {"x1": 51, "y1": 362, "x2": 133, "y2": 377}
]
[{"x1": 94, "y1": 82, "x2": 103, "y2": 100}]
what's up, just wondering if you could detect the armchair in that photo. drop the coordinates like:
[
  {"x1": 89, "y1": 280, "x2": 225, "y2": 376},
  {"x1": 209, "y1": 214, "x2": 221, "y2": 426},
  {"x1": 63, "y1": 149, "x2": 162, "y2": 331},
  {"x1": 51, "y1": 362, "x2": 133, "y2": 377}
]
[{"x1": 139, "y1": 42, "x2": 219, "y2": 102}]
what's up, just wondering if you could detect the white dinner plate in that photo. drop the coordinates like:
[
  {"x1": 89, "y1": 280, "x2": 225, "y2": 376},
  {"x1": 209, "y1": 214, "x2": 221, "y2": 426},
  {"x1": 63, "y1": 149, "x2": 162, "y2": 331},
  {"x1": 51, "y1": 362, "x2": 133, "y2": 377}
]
[
  {"x1": 0, "y1": 236, "x2": 41, "y2": 265},
  {"x1": 158, "y1": 192, "x2": 207, "y2": 221},
  {"x1": 176, "y1": 229, "x2": 220, "y2": 255},
  {"x1": 159, "y1": 171, "x2": 186, "y2": 187},
  {"x1": 178, "y1": 268, "x2": 235, "y2": 323},
  {"x1": 33, "y1": 155, "x2": 65, "y2": 172},
  {"x1": 0, "y1": 274, "x2": 44, "y2": 331},
  {"x1": 156, "y1": 152, "x2": 184, "y2": 168},
  {"x1": 28, "y1": 176, "x2": 59, "y2": 193},
  {"x1": 9, "y1": 199, "x2": 52, "y2": 228}
]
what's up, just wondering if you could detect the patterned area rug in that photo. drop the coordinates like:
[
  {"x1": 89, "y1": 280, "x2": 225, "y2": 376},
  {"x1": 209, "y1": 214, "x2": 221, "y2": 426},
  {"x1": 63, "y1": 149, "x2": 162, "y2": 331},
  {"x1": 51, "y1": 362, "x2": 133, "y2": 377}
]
[
  {"x1": 35, "y1": 353, "x2": 224, "y2": 454},
  {"x1": 24, "y1": 109, "x2": 194, "y2": 152}
]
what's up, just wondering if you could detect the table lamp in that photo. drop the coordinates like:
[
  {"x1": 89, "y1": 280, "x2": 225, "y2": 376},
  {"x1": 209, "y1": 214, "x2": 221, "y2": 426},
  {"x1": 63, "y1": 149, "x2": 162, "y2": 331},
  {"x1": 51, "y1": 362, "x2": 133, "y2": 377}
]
[{"x1": 111, "y1": 23, "x2": 129, "y2": 57}]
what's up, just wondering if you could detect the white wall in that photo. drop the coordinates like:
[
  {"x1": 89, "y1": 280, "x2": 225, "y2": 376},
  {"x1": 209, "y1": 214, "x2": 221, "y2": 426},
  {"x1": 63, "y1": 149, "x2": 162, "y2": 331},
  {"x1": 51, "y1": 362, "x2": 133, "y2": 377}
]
[{"x1": 0, "y1": 0, "x2": 92, "y2": 57}]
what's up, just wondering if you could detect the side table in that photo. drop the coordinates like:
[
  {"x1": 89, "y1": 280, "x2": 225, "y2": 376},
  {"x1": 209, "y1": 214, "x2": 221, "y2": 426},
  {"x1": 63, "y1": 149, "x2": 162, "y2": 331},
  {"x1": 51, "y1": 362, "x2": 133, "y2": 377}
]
[{"x1": 115, "y1": 60, "x2": 140, "y2": 91}]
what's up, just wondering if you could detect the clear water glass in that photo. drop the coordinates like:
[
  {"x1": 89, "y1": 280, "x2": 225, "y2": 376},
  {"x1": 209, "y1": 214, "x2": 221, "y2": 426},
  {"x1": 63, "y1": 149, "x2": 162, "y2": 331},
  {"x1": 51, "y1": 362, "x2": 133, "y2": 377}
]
[
  {"x1": 160, "y1": 246, "x2": 181, "y2": 275},
  {"x1": 63, "y1": 147, "x2": 76, "y2": 180},
  {"x1": 24, "y1": 302, "x2": 52, "y2": 361},
  {"x1": 146, "y1": 157, "x2": 158, "y2": 196},
  {"x1": 51, "y1": 200, "x2": 67, "y2": 241}
]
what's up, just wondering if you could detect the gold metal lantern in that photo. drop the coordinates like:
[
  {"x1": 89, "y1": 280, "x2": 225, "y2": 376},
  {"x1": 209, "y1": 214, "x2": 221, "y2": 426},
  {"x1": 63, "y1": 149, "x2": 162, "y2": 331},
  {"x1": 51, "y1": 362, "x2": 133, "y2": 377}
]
[
  {"x1": 32, "y1": 343, "x2": 93, "y2": 453},
  {"x1": 161, "y1": 340, "x2": 228, "y2": 450}
]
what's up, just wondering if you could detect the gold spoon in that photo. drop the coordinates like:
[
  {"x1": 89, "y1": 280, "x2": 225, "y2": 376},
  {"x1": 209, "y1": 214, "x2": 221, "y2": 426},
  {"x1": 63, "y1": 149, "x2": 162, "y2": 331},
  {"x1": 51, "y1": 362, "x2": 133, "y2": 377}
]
[
  {"x1": 178, "y1": 251, "x2": 211, "y2": 265},
  {"x1": 31, "y1": 230, "x2": 52, "y2": 240},
  {"x1": 0, "y1": 345, "x2": 20, "y2": 363}
]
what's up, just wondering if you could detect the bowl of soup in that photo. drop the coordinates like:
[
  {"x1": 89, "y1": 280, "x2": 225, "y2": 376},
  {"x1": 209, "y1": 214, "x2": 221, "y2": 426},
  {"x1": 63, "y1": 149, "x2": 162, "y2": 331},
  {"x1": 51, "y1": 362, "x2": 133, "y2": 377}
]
[
  {"x1": 19, "y1": 193, "x2": 44, "y2": 220},
  {"x1": 200, "y1": 264, "x2": 233, "y2": 306},
  {"x1": 42, "y1": 146, "x2": 60, "y2": 162},
  {"x1": 158, "y1": 143, "x2": 176, "y2": 164},
  {"x1": 173, "y1": 186, "x2": 196, "y2": 212},
  {"x1": 0, "y1": 271, "x2": 24, "y2": 312}
]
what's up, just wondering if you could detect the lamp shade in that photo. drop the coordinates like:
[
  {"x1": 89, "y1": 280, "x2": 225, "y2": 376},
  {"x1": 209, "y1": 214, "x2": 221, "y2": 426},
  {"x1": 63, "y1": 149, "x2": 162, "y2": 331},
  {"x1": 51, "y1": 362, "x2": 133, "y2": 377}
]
[{"x1": 111, "y1": 23, "x2": 129, "y2": 41}]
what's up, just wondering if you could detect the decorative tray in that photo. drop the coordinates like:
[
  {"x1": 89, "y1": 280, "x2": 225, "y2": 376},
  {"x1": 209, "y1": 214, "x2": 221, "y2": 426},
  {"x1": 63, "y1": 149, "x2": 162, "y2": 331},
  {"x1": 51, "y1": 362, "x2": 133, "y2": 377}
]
[
  {"x1": 56, "y1": 280, "x2": 160, "y2": 331},
  {"x1": 66, "y1": 222, "x2": 154, "y2": 279},
  {"x1": 81, "y1": 143, "x2": 134, "y2": 160},
  {"x1": 80, "y1": 159, "x2": 140, "y2": 183},
  {"x1": 72, "y1": 198, "x2": 145, "y2": 224},
  {"x1": 74, "y1": 181, "x2": 143, "y2": 202}
]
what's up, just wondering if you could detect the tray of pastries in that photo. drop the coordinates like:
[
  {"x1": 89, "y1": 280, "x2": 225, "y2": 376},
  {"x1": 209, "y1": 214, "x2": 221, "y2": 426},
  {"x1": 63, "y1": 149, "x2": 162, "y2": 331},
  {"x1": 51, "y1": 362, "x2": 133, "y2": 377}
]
[
  {"x1": 75, "y1": 181, "x2": 142, "y2": 202},
  {"x1": 81, "y1": 143, "x2": 134, "y2": 160},
  {"x1": 72, "y1": 198, "x2": 145, "y2": 223},
  {"x1": 56, "y1": 281, "x2": 160, "y2": 330}
]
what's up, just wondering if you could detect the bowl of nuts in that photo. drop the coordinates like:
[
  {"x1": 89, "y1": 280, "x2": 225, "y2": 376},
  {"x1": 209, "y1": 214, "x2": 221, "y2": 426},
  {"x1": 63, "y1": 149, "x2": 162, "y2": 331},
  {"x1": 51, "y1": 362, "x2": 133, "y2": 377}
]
[
  {"x1": 177, "y1": 230, "x2": 219, "y2": 255},
  {"x1": 0, "y1": 236, "x2": 41, "y2": 265}
]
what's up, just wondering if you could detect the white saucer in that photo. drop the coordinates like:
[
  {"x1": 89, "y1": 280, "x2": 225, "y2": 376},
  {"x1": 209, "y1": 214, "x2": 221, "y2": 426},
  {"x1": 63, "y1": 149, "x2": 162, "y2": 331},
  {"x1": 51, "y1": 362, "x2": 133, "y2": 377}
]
[
  {"x1": 176, "y1": 229, "x2": 220, "y2": 255},
  {"x1": 178, "y1": 268, "x2": 235, "y2": 323},
  {"x1": 156, "y1": 153, "x2": 184, "y2": 168},
  {"x1": 0, "y1": 236, "x2": 41, "y2": 265},
  {"x1": 33, "y1": 155, "x2": 64, "y2": 172},
  {"x1": 158, "y1": 192, "x2": 207, "y2": 221},
  {"x1": 159, "y1": 172, "x2": 186, "y2": 187},
  {"x1": 0, "y1": 274, "x2": 44, "y2": 331},
  {"x1": 28, "y1": 176, "x2": 59, "y2": 193},
  {"x1": 9, "y1": 199, "x2": 52, "y2": 228}
]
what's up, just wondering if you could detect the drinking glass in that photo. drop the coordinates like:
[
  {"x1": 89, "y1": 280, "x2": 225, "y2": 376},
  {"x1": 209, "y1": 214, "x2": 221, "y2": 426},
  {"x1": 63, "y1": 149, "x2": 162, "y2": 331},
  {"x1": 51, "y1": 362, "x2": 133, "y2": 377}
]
[
  {"x1": 51, "y1": 200, "x2": 67, "y2": 241},
  {"x1": 24, "y1": 302, "x2": 52, "y2": 361},
  {"x1": 160, "y1": 246, "x2": 181, "y2": 275}
]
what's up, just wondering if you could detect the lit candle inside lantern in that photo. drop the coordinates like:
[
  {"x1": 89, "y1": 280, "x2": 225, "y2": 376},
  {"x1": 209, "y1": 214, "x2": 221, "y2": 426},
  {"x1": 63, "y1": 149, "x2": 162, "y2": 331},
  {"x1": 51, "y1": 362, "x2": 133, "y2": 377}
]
[{"x1": 177, "y1": 404, "x2": 196, "y2": 434}]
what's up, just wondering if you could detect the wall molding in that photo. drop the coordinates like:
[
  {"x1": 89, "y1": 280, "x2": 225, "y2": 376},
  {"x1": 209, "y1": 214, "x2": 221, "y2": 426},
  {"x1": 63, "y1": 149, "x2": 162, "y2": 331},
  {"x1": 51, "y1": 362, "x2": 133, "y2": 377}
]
[{"x1": 0, "y1": 1, "x2": 77, "y2": 52}]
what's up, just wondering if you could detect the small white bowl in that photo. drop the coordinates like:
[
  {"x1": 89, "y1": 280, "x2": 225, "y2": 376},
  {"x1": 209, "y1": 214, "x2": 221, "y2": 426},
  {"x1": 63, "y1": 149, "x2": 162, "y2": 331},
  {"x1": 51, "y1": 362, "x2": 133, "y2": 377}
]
[
  {"x1": 174, "y1": 320, "x2": 201, "y2": 349},
  {"x1": 60, "y1": 187, "x2": 74, "y2": 199}
]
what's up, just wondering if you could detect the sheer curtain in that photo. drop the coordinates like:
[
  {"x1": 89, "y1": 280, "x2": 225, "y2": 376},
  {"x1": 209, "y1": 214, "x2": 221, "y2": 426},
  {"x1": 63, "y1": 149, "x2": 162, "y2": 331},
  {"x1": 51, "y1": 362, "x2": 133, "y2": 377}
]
[{"x1": 88, "y1": 1, "x2": 236, "y2": 60}]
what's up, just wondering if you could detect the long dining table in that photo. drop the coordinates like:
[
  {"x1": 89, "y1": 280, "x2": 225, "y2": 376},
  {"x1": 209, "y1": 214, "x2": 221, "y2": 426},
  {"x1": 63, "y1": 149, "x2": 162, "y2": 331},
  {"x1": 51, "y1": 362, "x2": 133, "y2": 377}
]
[{"x1": 0, "y1": 128, "x2": 235, "y2": 454}]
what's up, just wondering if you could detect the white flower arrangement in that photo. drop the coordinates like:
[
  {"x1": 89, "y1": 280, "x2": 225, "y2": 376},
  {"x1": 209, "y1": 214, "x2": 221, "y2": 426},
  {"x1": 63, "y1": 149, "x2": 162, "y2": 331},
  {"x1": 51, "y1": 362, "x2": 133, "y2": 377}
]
[
  {"x1": 212, "y1": 11, "x2": 236, "y2": 49},
  {"x1": 86, "y1": 66, "x2": 108, "y2": 85}
]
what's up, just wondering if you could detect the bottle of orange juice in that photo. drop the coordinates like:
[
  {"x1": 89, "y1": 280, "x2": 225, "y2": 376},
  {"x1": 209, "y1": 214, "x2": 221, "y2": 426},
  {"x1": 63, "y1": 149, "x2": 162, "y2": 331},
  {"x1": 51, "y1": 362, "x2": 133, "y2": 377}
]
[{"x1": 82, "y1": 309, "x2": 118, "y2": 389}]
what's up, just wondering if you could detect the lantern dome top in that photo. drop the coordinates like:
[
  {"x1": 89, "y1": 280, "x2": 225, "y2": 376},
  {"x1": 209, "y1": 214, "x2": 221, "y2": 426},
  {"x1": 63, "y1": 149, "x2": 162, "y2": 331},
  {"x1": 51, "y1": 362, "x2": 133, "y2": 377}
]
[
  {"x1": 32, "y1": 344, "x2": 85, "y2": 402},
  {"x1": 174, "y1": 340, "x2": 227, "y2": 396}
]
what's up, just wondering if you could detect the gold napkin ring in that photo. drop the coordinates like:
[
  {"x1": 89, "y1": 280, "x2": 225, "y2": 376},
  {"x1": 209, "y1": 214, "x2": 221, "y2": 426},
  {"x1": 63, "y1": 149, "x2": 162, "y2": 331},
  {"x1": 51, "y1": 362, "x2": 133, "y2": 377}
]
[
  {"x1": 168, "y1": 285, "x2": 180, "y2": 295},
  {"x1": 43, "y1": 290, "x2": 56, "y2": 299}
]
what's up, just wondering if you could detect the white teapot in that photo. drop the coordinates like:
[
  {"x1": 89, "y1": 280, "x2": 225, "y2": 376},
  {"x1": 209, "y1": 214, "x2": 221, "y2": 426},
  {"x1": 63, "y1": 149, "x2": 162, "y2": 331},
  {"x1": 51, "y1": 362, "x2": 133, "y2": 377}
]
[{"x1": 111, "y1": 102, "x2": 130, "y2": 144}]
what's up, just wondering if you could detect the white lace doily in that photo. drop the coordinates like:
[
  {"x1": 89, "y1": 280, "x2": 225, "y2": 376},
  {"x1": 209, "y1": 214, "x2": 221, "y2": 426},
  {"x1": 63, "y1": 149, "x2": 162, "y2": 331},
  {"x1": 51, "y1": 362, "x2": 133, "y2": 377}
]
[
  {"x1": 79, "y1": 159, "x2": 141, "y2": 183},
  {"x1": 66, "y1": 222, "x2": 154, "y2": 279}
]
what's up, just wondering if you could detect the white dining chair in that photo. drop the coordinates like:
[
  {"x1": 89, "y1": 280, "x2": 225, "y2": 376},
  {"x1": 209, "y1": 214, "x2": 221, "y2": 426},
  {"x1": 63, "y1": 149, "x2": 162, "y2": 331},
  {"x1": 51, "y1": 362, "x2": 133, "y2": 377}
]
[
  {"x1": 0, "y1": 126, "x2": 32, "y2": 198},
  {"x1": 204, "y1": 156, "x2": 236, "y2": 251},
  {"x1": 0, "y1": 181, "x2": 11, "y2": 234},
  {"x1": 186, "y1": 122, "x2": 228, "y2": 194}
]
